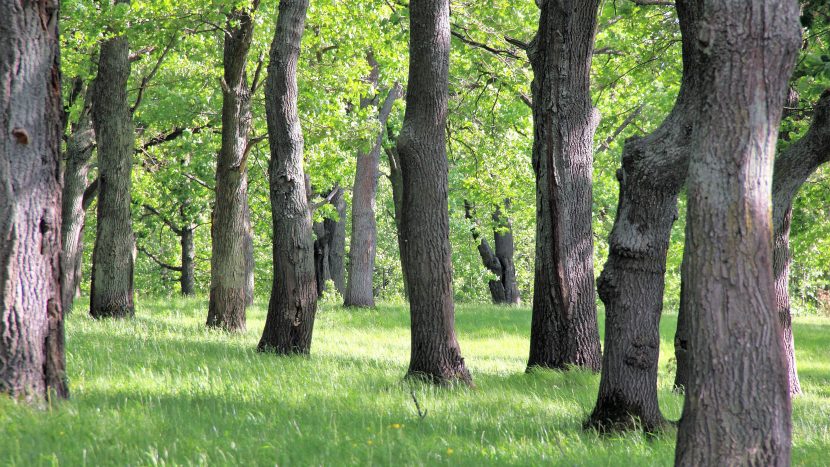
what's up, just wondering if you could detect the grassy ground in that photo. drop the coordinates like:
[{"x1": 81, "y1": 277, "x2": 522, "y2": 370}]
[{"x1": 1, "y1": 298, "x2": 828, "y2": 466}]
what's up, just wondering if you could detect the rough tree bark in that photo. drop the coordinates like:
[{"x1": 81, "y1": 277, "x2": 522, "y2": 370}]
[
  {"x1": 585, "y1": 1, "x2": 706, "y2": 431},
  {"x1": 397, "y1": 0, "x2": 471, "y2": 385},
  {"x1": 344, "y1": 56, "x2": 403, "y2": 307},
  {"x1": 673, "y1": 0, "x2": 801, "y2": 465},
  {"x1": 464, "y1": 201, "x2": 520, "y2": 305},
  {"x1": 61, "y1": 88, "x2": 96, "y2": 313},
  {"x1": 258, "y1": 0, "x2": 317, "y2": 354},
  {"x1": 771, "y1": 90, "x2": 830, "y2": 396},
  {"x1": 90, "y1": 0, "x2": 136, "y2": 319},
  {"x1": 0, "y1": 0, "x2": 68, "y2": 399},
  {"x1": 526, "y1": 0, "x2": 602, "y2": 371},
  {"x1": 207, "y1": 0, "x2": 260, "y2": 331}
]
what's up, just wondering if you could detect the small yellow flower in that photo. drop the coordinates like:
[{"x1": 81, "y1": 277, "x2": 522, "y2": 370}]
[
  {"x1": 390, "y1": 423, "x2": 402, "y2": 429},
  {"x1": 447, "y1": 448, "x2": 454, "y2": 456},
  {"x1": 367, "y1": 440, "x2": 373, "y2": 445}
]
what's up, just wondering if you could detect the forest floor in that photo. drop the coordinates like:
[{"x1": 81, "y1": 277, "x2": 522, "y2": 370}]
[{"x1": 1, "y1": 298, "x2": 829, "y2": 466}]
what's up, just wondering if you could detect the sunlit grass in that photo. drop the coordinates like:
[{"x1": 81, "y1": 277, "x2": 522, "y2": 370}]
[{"x1": 1, "y1": 298, "x2": 827, "y2": 465}]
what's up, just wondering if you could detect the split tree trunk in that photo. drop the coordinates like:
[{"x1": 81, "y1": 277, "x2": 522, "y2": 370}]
[
  {"x1": 208, "y1": 0, "x2": 260, "y2": 331},
  {"x1": 314, "y1": 187, "x2": 346, "y2": 296},
  {"x1": 397, "y1": 0, "x2": 471, "y2": 385},
  {"x1": 344, "y1": 63, "x2": 403, "y2": 307},
  {"x1": 258, "y1": 0, "x2": 317, "y2": 354},
  {"x1": 0, "y1": 0, "x2": 68, "y2": 399},
  {"x1": 464, "y1": 201, "x2": 520, "y2": 305},
  {"x1": 90, "y1": 0, "x2": 136, "y2": 319},
  {"x1": 673, "y1": 0, "x2": 801, "y2": 464},
  {"x1": 61, "y1": 90, "x2": 95, "y2": 313},
  {"x1": 526, "y1": 0, "x2": 602, "y2": 371},
  {"x1": 585, "y1": 2, "x2": 704, "y2": 431}
]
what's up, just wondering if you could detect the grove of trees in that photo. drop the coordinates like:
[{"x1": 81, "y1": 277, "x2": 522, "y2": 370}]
[{"x1": 2, "y1": 0, "x2": 830, "y2": 463}]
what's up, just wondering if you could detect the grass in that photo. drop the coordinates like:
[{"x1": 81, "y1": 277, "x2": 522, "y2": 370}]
[{"x1": 1, "y1": 298, "x2": 829, "y2": 466}]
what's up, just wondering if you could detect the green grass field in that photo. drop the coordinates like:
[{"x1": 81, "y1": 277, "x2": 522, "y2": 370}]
[{"x1": 1, "y1": 298, "x2": 828, "y2": 466}]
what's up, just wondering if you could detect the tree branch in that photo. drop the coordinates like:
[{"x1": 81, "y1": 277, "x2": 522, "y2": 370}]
[
  {"x1": 137, "y1": 245, "x2": 183, "y2": 272},
  {"x1": 131, "y1": 34, "x2": 178, "y2": 114},
  {"x1": 142, "y1": 204, "x2": 182, "y2": 235}
]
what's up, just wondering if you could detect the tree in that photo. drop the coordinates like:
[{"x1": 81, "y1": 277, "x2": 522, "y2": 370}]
[
  {"x1": 397, "y1": 0, "x2": 471, "y2": 385},
  {"x1": 344, "y1": 58, "x2": 403, "y2": 307},
  {"x1": 313, "y1": 186, "x2": 346, "y2": 296},
  {"x1": 526, "y1": 0, "x2": 602, "y2": 371},
  {"x1": 0, "y1": 0, "x2": 68, "y2": 399},
  {"x1": 258, "y1": 0, "x2": 317, "y2": 354},
  {"x1": 207, "y1": 0, "x2": 261, "y2": 332},
  {"x1": 586, "y1": 2, "x2": 694, "y2": 433},
  {"x1": 673, "y1": 0, "x2": 801, "y2": 464},
  {"x1": 464, "y1": 201, "x2": 520, "y2": 305},
  {"x1": 61, "y1": 80, "x2": 97, "y2": 313},
  {"x1": 771, "y1": 90, "x2": 830, "y2": 396},
  {"x1": 90, "y1": 0, "x2": 136, "y2": 319},
  {"x1": 138, "y1": 204, "x2": 199, "y2": 296}
]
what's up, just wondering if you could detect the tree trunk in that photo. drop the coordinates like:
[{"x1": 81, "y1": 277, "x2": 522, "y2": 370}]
[
  {"x1": 328, "y1": 188, "x2": 346, "y2": 294},
  {"x1": 464, "y1": 201, "x2": 520, "y2": 305},
  {"x1": 258, "y1": 0, "x2": 317, "y2": 354},
  {"x1": 244, "y1": 202, "x2": 255, "y2": 306},
  {"x1": 180, "y1": 225, "x2": 195, "y2": 296},
  {"x1": 61, "y1": 90, "x2": 95, "y2": 313},
  {"x1": 673, "y1": 0, "x2": 800, "y2": 464},
  {"x1": 345, "y1": 70, "x2": 403, "y2": 307},
  {"x1": 90, "y1": 0, "x2": 136, "y2": 319},
  {"x1": 585, "y1": 3, "x2": 708, "y2": 430},
  {"x1": 397, "y1": 0, "x2": 471, "y2": 385},
  {"x1": 208, "y1": 1, "x2": 259, "y2": 331},
  {"x1": 0, "y1": 0, "x2": 68, "y2": 399},
  {"x1": 385, "y1": 138, "x2": 409, "y2": 300},
  {"x1": 770, "y1": 90, "x2": 830, "y2": 396},
  {"x1": 526, "y1": 0, "x2": 602, "y2": 372}
]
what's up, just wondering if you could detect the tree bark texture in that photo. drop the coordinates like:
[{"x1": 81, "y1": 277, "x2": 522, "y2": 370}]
[
  {"x1": 90, "y1": 0, "x2": 136, "y2": 319},
  {"x1": 397, "y1": 0, "x2": 471, "y2": 385},
  {"x1": 586, "y1": 2, "x2": 707, "y2": 431},
  {"x1": 673, "y1": 1, "x2": 801, "y2": 465},
  {"x1": 464, "y1": 201, "x2": 520, "y2": 305},
  {"x1": 770, "y1": 90, "x2": 830, "y2": 395},
  {"x1": 0, "y1": 0, "x2": 68, "y2": 399},
  {"x1": 258, "y1": 0, "x2": 317, "y2": 354},
  {"x1": 526, "y1": 0, "x2": 602, "y2": 372},
  {"x1": 60, "y1": 88, "x2": 95, "y2": 313},
  {"x1": 208, "y1": 1, "x2": 259, "y2": 331},
  {"x1": 345, "y1": 81, "x2": 403, "y2": 307},
  {"x1": 385, "y1": 136, "x2": 409, "y2": 300}
]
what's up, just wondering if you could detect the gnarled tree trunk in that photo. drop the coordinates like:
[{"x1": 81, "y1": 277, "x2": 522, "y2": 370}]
[
  {"x1": 258, "y1": 0, "x2": 317, "y2": 354},
  {"x1": 90, "y1": 0, "x2": 136, "y2": 319},
  {"x1": 673, "y1": 0, "x2": 800, "y2": 464},
  {"x1": 464, "y1": 201, "x2": 520, "y2": 305},
  {"x1": 0, "y1": 0, "x2": 68, "y2": 399},
  {"x1": 526, "y1": 0, "x2": 602, "y2": 371},
  {"x1": 586, "y1": 2, "x2": 704, "y2": 431},
  {"x1": 208, "y1": 1, "x2": 260, "y2": 331},
  {"x1": 397, "y1": 0, "x2": 471, "y2": 385},
  {"x1": 314, "y1": 187, "x2": 346, "y2": 296}
]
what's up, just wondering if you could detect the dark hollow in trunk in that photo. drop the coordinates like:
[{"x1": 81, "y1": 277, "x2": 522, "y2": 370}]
[
  {"x1": 0, "y1": 0, "x2": 68, "y2": 399},
  {"x1": 61, "y1": 90, "x2": 95, "y2": 313},
  {"x1": 258, "y1": 0, "x2": 317, "y2": 355},
  {"x1": 673, "y1": 0, "x2": 800, "y2": 465},
  {"x1": 526, "y1": 0, "x2": 602, "y2": 372},
  {"x1": 90, "y1": 0, "x2": 136, "y2": 320},
  {"x1": 397, "y1": 0, "x2": 471, "y2": 385},
  {"x1": 344, "y1": 67, "x2": 403, "y2": 307},
  {"x1": 207, "y1": 1, "x2": 260, "y2": 332},
  {"x1": 464, "y1": 201, "x2": 520, "y2": 305}
]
